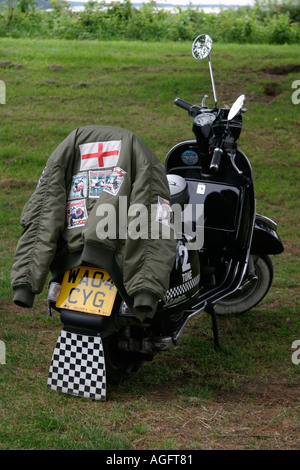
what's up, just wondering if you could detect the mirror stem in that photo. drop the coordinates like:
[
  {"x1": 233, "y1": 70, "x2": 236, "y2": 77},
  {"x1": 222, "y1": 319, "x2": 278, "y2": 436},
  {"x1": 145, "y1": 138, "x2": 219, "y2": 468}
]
[{"x1": 208, "y1": 55, "x2": 217, "y2": 108}]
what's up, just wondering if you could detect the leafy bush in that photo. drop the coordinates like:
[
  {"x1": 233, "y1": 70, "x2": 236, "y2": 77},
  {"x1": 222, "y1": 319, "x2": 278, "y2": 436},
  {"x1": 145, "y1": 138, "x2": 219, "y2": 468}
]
[{"x1": 0, "y1": 0, "x2": 299, "y2": 43}]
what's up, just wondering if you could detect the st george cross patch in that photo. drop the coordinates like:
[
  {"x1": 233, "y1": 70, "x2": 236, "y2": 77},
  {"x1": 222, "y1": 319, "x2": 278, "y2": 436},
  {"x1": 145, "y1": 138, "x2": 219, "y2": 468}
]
[{"x1": 79, "y1": 141, "x2": 121, "y2": 171}]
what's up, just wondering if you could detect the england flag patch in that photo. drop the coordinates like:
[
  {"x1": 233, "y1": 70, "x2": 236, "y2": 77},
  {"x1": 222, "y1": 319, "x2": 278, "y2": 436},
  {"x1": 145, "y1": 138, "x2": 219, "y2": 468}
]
[{"x1": 79, "y1": 141, "x2": 121, "y2": 171}]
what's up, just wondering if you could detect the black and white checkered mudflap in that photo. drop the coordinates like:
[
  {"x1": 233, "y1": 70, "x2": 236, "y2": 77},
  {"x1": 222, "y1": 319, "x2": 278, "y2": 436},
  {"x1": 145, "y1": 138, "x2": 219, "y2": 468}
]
[{"x1": 47, "y1": 329, "x2": 106, "y2": 401}]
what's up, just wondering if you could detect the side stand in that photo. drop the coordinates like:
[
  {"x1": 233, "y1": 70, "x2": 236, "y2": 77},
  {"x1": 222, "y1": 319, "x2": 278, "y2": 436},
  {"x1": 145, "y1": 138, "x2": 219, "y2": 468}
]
[{"x1": 205, "y1": 303, "x2": 220, "y2": 350}]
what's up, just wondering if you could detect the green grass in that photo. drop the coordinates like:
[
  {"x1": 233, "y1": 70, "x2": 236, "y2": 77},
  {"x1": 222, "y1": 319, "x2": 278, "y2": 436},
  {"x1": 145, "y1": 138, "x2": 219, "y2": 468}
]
[{"x1": 0, "y1": 38, "x2": 300, "y2": 450}]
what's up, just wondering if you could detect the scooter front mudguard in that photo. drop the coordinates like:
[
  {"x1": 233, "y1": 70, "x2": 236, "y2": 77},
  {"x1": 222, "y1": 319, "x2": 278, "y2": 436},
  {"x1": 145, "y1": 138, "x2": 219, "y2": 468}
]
[{"x1": 251, "y1": 214, "x2": 284, "y2": 255}]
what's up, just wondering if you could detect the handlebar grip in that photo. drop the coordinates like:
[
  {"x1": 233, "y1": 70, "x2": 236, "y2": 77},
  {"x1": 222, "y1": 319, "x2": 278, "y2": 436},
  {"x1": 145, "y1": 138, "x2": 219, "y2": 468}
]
[
  {"x1": 210, "y1": 148, "x2": 223, "y2": 173},
  {"x1": 174, "y1": 97, "x2": 193, "y2": 111}
]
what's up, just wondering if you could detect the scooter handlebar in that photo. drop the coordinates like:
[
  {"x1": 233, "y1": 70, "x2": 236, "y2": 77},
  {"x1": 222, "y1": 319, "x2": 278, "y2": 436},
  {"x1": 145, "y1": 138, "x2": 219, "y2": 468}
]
[
  {"x1": 210, "y1": 147, "x2": 223, "y2": 173},
  {"x1": 174, "y1": 97, "x2": 203, "y2": 117},
  {"x1": 174, "y1": 97, "x2": 193, "y2": 111}
]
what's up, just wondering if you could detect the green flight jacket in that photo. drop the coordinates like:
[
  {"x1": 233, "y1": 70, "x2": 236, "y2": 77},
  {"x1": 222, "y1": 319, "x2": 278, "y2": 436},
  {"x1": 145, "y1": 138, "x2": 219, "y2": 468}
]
[{"x1": 11, "y1": 126, "x2": 176, "y2": 318}]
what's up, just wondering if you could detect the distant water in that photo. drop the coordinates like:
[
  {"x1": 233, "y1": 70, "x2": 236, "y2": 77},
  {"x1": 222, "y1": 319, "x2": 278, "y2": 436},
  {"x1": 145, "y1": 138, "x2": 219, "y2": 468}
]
[{"x1": 66, "y1": 0, "x2": 255, "y2": 13}]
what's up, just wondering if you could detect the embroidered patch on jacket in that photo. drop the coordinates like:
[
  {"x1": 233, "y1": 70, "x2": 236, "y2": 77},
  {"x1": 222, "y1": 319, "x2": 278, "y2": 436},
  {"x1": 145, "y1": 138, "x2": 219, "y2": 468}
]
[
  {"x1": 36, "y1": 166, "x2": 46, "y2": 188},
  {"x1": 79, "y1": 141, "x2": 121, "y2": 171},
  {"x1": 103, "y1": 167, "x2": 127, "y2": 196},
  {"x1": 68, "y1": 172, "x2": 87, "y2": 200},
  {"x1": 156, "y1": 196, "x2": 173, "y2": 228},
  {"x1": 89, "y1": 170, "x2": 112, "y2": 198},
  {"x1": 66, "y1": 199, "x2": 88, "y2": 229}
]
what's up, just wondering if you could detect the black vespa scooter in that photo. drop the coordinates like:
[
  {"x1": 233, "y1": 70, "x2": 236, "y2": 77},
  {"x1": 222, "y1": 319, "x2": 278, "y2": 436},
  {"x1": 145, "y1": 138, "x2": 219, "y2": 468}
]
[
  {"x1": 47, "y1": 34, "x2": 283, "y2": 400},
  {"x1": 167, "y1": 33, "x2": 284, "y2": 317}
]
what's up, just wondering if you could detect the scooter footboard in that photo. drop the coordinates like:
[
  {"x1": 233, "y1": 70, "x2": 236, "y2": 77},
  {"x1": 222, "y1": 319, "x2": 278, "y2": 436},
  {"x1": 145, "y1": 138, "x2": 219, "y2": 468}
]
[{"x1": 47, "y1": 329, "x2": 106, "y2": 401}]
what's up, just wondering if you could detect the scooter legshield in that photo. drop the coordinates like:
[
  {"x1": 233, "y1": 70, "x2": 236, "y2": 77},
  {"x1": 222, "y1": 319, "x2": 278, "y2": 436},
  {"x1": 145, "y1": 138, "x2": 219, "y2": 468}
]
[{"x1": 47, "y1": 329, "x2": 106, "y2": 401}]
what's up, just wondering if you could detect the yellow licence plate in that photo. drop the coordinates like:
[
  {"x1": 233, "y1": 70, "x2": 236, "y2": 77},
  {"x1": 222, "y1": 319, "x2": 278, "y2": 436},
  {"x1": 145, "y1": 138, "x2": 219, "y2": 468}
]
[{"x1": 56, "y1": 266, "x2": 117, "y2": 316}]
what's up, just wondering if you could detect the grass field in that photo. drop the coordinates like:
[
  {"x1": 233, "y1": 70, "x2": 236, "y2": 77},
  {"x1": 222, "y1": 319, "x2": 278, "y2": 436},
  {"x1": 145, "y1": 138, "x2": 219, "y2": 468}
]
[{"x1": 0, "y1": 38, "x2": 300, "y2": 450}]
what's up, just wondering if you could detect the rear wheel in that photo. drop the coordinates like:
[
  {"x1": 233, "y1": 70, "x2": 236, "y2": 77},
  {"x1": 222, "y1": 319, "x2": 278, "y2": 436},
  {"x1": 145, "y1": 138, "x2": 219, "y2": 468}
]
[
  {"x1": 215, "y1": 254, "x2": 273, "y2": 315},
  {"x1": 102, "y1": 333, "x2": 145, "y2": 385}
]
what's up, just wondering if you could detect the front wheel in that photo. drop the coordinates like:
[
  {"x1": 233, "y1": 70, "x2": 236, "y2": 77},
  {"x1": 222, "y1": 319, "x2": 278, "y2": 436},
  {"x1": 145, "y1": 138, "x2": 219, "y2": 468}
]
[{"x1": 214, "y1": 254, "x2": 273, "y2": 315}]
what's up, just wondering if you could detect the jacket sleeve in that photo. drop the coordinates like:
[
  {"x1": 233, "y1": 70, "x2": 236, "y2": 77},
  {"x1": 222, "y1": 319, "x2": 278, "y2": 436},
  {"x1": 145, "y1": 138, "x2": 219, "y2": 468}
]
[
  {"x1": 122, "y1": 138, "x2": 177, "y2": 317},
  {"x1": 10, "y1": 132, "x2": 76, "y2": 308}
]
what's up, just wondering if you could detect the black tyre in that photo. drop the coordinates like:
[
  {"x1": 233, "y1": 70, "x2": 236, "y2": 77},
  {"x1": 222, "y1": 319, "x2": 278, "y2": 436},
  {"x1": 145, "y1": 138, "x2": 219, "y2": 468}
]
[
  {"x1": 215, "y1": 254, "x2": 273, "y2": 315},
  {"x1": 102, "y1": 333, "x2": 145, "y2": 385}
]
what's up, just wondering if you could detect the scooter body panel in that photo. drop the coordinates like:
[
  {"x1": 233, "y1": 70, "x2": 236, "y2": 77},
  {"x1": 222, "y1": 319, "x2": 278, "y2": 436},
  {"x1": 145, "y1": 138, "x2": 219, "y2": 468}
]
[
  {"x1": 251, "y1": 215, "x2": 284, "y2": 255},
  {"x1": 165, "y1": 140, "x2": 257, "y2": 306}
]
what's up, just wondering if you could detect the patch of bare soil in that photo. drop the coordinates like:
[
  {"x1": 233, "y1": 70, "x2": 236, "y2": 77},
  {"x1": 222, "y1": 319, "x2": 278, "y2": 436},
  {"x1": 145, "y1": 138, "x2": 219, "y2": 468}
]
[
  {"x1": 0, "y1": 61, "x2": 23, "y2": 69},
  {"x1": 262, "y1": 64, "x2": 300, "y2": 75},
  {"x1": 110, "y1": 376, "x2": 300, "y2": 450},
  {"x1": 263, "y1": 82, "x2": 282, "y2": 97},
  {"x1": 219, "y1": 62, "x2": 300, "y2": 106},
  {"x1": 0, "y1": 178, "x2": 36, "y2": 189}
]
